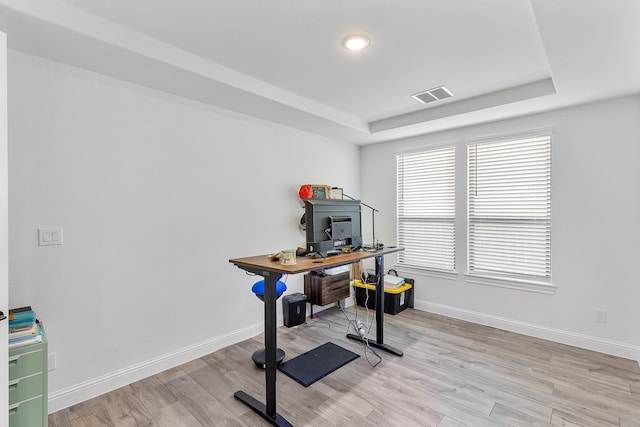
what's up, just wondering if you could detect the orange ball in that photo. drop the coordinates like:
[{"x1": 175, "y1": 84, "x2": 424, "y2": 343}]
[{"x1": 298, "y1": 184, "x2": 313, "y2": 200}]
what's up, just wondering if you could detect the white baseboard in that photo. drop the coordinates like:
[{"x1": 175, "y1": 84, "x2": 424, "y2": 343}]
[
  {"x1": 48, "y1": 322, "x2": 264, "y2": 413},
  {"x1": 414, "y1": 299, "x2": 640, "y2": 362}
]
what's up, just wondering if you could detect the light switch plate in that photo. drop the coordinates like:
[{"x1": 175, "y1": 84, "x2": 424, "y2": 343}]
[{"x1": 39, "y1": 227, "x2": 63, "y2": 246}]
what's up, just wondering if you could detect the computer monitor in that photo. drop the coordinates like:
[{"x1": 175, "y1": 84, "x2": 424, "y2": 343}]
[{"x1": 305, "y1": 199, "x2": 363, "y2": 255}]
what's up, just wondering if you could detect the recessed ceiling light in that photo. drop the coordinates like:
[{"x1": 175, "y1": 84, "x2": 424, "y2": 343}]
[{"x1": 343, "y1": 34, "x2": 370, "y2": 51}]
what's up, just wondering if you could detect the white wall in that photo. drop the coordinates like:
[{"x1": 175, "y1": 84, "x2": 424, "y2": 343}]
[
  {"x1": 361, "y1": 95, "x2": 640, "y2": 360},
  {"x1": 7, "y1": 51, "x2": 360, "y2": 411}
]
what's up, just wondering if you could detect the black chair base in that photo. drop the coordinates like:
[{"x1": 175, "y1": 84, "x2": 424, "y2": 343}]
[{"x1": 252, "y1": 348, "x2": 285, "y2": 369}]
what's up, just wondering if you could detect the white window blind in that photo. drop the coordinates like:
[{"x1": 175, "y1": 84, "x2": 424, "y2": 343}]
[
  {"x1": 397, "y1": 146, "x2": 456, "y2": 271},
  {"x1": 467, "y1": 135, "x2": 551, "y2": 281}
]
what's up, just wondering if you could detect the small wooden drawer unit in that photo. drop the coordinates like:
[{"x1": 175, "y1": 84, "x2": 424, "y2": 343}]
[
  {"x1": 304, "y1": 271, "x2": 350, "y2": 306},
  {"x1": 9, "y1": 323, "x2": 48, "y2": 427}
]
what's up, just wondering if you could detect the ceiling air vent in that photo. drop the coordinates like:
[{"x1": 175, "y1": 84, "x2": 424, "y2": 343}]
[{"x1": 412, "y1": 86, "x2": 454, "y2": 104}]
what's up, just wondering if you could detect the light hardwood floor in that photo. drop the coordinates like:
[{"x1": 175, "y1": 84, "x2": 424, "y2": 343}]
[{"x1": 49, "y1": 307, "x2": 640, "y2": 426}]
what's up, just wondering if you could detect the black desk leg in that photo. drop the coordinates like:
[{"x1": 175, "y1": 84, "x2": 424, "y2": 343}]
[
  {"x1": 234, "y1": 272, "x2": 293, "y2": 427},
  {"x1": 347, "y1": 254, "x2": 403, "y2": 356}
]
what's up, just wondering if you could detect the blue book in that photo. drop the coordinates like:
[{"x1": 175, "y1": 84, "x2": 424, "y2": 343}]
[
  {"x1": 9, "y1": 310, "x2": 36, "y2": 326},
  {"x1": 9, "y1": 310, "x2": 36, "y2": 327}
]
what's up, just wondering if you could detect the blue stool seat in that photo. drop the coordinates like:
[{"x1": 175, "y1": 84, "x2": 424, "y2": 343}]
[
  {"x1": 251, "y1": 280, "x2": 287, "y2": 300},
  {"x1": 251, "y1": 279, "x2": 287, "y2": 368}
]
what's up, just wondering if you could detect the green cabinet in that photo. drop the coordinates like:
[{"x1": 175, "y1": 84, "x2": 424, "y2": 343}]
[{"x1": 9, "y1": 323, "x2": 48, "y2": 427}]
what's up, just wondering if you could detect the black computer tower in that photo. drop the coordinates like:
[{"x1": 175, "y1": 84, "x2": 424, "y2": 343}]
[{"x1": 283, "y1": 293, "x2": 307, "y2": 327}]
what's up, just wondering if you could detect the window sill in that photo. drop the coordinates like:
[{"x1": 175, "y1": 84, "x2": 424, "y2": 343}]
[
  {"x1": 464, "y1": 273, "x2": 556, "y2": 294},
  {"x1": 393, "y1": 264, "x2": 458, "y2": 281}
]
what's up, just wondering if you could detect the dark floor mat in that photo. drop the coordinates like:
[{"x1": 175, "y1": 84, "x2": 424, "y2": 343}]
[{"x1": 277, "y1": 342, "x2": 359, "y2": 387}]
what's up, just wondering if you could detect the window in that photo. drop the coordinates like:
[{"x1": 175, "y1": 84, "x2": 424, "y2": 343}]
[
  {"x1": 467, "y1": 134, "x2": 551, "y2": 282},
  {"x1": 396, "y1": 146, "x2": 456, "y2": 271}
]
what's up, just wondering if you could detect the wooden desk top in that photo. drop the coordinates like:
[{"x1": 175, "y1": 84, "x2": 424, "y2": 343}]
[{"x1": 229, "y1": 247, "x2": 403, "y2": 275}]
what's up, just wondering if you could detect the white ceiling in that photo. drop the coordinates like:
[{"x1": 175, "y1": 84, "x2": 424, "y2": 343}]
[{"x1": 0, "y1": 0, "x2": 639, "y2": 144}]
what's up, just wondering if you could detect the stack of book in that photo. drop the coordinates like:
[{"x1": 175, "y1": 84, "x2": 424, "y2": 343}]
[{"x1": 9, "y1": 306, "x2": 42, "y2": 349}]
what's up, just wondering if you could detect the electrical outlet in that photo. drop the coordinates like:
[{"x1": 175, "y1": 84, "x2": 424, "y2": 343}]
[
  {"x1": 595, "y1": 309, "x2": 607, "y2": 323},
  {"x1": 48, "y1": 353, "x2": 56, "y2": 371}
]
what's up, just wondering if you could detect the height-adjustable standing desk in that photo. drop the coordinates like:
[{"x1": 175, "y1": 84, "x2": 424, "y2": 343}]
[{"x1": 229, "y1": 246, "x2": 403, "y2": 427}]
